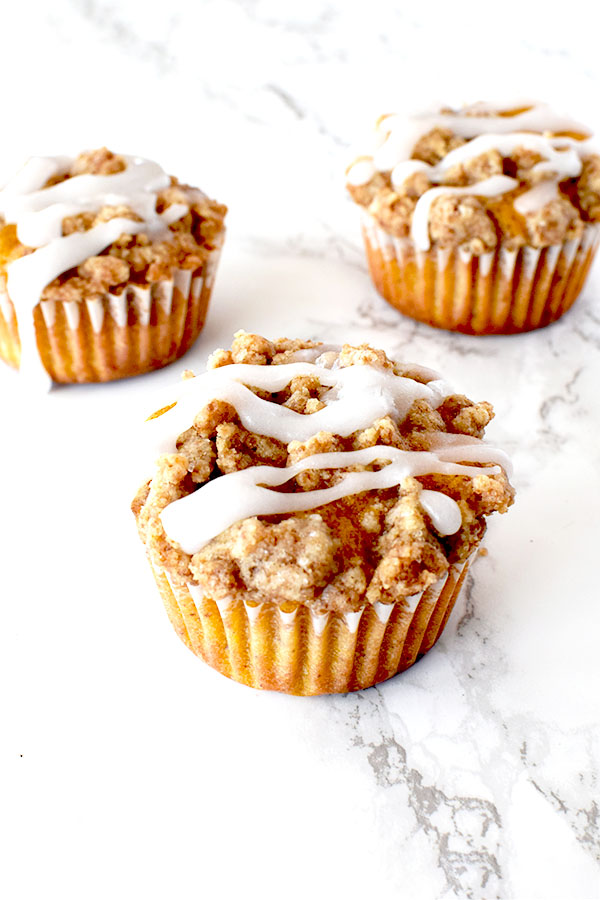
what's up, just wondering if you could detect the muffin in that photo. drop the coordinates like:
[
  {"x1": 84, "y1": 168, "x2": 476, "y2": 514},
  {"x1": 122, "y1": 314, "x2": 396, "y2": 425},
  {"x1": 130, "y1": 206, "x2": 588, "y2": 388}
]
[
  {"x1": 0, "y1": 148, "x2": 226, "y2": 385},
  {"x1": 346, "y1": 101, "x2": 600, "y2": 334},
  {"x1": 132, "y1": 331, "x2": 514, "y2": 695}
]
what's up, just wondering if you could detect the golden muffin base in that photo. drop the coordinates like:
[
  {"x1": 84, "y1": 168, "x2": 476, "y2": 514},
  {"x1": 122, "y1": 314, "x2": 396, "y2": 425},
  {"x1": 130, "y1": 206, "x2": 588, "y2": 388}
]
[
  {"x1": 0, "y1": 249, "x2": 222, "y2": 383},
  {"x1": 362, "y1": 216, "x2": 599, "y2": 335},
  {"x1": 149, "y1": 556, "x2": 472, "y2": 695}
]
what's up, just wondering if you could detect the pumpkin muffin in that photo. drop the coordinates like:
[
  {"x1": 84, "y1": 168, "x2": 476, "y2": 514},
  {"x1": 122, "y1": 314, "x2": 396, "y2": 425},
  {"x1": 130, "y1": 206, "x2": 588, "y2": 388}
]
[
  {"x1": 0, "y1": 148, "x2": 226, "y2": 385},
  {"x1": 132, "y1": 331, "x2": 514, "y2": 695},
  {"x1": 346, "y1": 102, "x2": 600, "y2": 334}
]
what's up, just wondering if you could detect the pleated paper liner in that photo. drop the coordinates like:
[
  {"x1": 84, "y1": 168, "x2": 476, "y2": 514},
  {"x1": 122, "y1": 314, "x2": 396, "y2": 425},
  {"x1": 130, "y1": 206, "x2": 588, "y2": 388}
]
[
  {"x1": 361, "y1": 214, "x2": 600, "y2": 335},
  {"x1": 150, "y1": 556, "x2": 472, "y2": 695},
  {"x1": 0, "y1": 247, "x2": 222, "y2": 382}
]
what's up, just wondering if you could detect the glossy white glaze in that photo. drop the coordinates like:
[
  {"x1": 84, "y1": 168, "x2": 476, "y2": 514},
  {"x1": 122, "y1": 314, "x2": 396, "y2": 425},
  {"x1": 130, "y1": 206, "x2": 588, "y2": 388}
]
[
  {"x1": 434, "y1": 133, "x2": 582, "y2": 180},
  {"x1": 160, "y1": 441, "x2": 504, "y2": 554},
  {"x1": 373, "y1": 102, "x2": 591, "y2": 169},
  {"x1": 148, "y1": 353, "x2": 508, "y2": 553},
  {"x1": 514, "y1": 180, "x2": 560, "y2": 214},
  {"x1": 144, "y1": 359, "x2": 452, "y2": 455}
]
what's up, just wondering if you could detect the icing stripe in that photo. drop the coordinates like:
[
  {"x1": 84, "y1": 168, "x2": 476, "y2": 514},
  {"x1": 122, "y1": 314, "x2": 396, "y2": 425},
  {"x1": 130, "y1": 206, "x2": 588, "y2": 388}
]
[
  {"x1": 147, "y1": 355, "x2": 511, "y2": 554},
  {"x1": 434, "y1": 133, "x2": 582, "y2": 181},
  {"x1": 160, "y1": 442, "x2": 504, "y2": 554},
  {"x1": 144, "y1": 360, "x2": 451, "y2": 456},
  {"x1": 372, "y1": 103, "x2": 592, "y2": 167},
  {"x1": 514, "y1": 180, "x2": 560, "y2": 215}
]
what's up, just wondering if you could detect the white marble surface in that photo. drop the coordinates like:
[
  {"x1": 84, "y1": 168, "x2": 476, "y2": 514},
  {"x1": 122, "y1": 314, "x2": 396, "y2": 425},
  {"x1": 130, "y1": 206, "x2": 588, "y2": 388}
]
[{"x1": 2, "y1": 2, "x2": 600, "y2": 898}]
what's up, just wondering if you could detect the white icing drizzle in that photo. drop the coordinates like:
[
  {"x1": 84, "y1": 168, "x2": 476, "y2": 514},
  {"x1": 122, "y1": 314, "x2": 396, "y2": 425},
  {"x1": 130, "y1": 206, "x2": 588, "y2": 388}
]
[
  {"x1": 144, "y1": 361, "x2": 451, "y2": 458},
  {"x1": 0, "y1": 153, "x2": 188, "y2": 387},
  {"x1": 346, "y1": 159, "x2": 376, "y2": 187},
  {"x1": 373, "y1": 127, "x2": 418, "y2": 174},
  {"x1": 514, "y1": 180, "x2": 560, "y2": 215},
  {"x1": 145, "y1": 354, "x2": 511, "y2": 555},
  {"x1": 0, "y1": 156, "x2": 73, "y2": 199},
  {"x1": 372, "y1": 102, "x2": 591, "y2": 167},
  {"x1": 160, "y1": 443, "x2": 504, "y2": 555},
  {"x1": 285, "y1": 343, "x2": 341, "y2": 364},
  {"x1": 390, "y1": 160, "x2": 431, "y2": 190},
  {"x1": 419, "y1": 489, "x2": 462, "y2": 535},
  {"x1": 433, "y1": 133, "x2": 582, "y2": 180},
  {"x1": 430, "y1": 105, "x2": 590, "y2": 139},
  {"x1": 411, "y1": 176, "x2": 518, "y2": 250},
  {"x1": 425, "y1": 431, "x2": 513, "y2": 477}
]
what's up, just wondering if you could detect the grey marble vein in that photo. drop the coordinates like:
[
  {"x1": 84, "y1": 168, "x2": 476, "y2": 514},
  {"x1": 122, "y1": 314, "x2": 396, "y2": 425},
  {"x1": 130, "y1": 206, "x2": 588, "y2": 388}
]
[{"x1": 343, "y1": 691, "x2": 504, "y2": 898}]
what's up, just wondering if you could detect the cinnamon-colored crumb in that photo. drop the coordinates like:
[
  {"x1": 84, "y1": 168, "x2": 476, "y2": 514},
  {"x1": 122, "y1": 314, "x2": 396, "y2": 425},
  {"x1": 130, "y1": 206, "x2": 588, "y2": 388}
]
[
  {"x1": 399, "y1": 170, "x2": 432, "y2": 199},
  {"x1": 346, "y1": 171, "x2": 391, "y2": 209},
  {"x1": 412, "y1": 128, "x2": 466, "y2": 165},
  {"x1": 437, "y1": 395, "x2": 494, "y2": 438},
  {"x1": 575, "y1": 155, "x2": 600, "y2": 220},
  {"x1": 133, "y1": 333, "x2": 514, "y2": 614},
  {"x1": 363, "y1": 189, "x2": 417, "y2": 238},
  {"x1": 524, "y1": 195, "x2": 583, "y2": 247},
  {"x1": 443, "y1": 149, "x2": 503, "y2": 187},
  {"x1": 71, "y1": 147, "x2": 127, "y2": 176},
  {"x1": 429, "y1": 195, "x2": 498, "y2": 253},
  {"x1": 506, "y1": 147, "x2": 545, "y2": 181}
]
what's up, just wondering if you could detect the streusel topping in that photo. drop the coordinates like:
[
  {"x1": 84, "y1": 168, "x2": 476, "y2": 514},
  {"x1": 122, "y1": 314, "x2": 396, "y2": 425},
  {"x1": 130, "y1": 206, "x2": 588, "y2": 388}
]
[
  {"x1": 346, "y1": 102, "x2": 600, "y2": 252},
  {"x1": 132, "y1": 332, "x2": 514, "y2": 614}
]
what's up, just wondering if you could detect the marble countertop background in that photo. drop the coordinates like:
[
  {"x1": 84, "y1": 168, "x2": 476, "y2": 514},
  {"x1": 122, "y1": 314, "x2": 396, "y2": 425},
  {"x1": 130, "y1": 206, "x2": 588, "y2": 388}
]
[{"x1": 2, "y1": 2, "x2": 600, "y2": 898}]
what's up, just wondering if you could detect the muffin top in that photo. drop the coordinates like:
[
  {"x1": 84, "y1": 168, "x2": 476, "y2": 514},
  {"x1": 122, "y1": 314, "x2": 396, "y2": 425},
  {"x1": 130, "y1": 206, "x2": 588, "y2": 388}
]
[
  {"x1": 0, "y1": 147, "x2": 226, "y2": 309},
  {"x1": 132, "y1": 332, "x2": 514, "y2": 614},
  {"x1": 346, "y1": 101, "x2": 600, "y2": 253}
]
